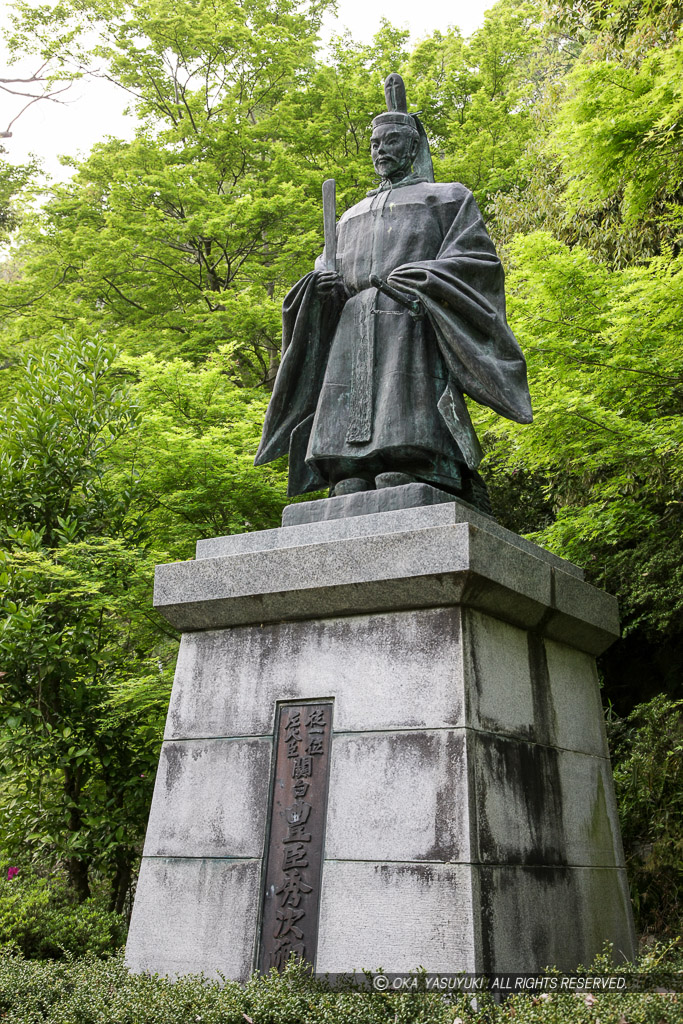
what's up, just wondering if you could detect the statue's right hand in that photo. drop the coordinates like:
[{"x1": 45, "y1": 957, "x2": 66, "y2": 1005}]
[{"x1": 315, "y1": 270, "x2": 345, "y2": 298}]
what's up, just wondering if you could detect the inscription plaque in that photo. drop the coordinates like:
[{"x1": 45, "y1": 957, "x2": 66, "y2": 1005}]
[{"x1": 258, "y1": 701, "x2": 333, "y2": 972}]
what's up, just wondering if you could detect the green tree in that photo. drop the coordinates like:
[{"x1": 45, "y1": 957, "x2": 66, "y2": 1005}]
[
  {"x1": 274, "y1": 20, "x2": 411, "y2": 211},
  {"x1": 492, "y1": 0, "x2": 683, "y2": 264},
  {"x1": 0, "y1": 336, "x2": 291, "y2": 909},
  {"x1": 2, "y1": 0, "x2": 336, "y2": 372},
  {"x1": 405, "y1": 1, "x2": 544, "y2": 210},
  {"x1": 110, "y1": 353, "x2": 290, "y2": 561},
  {"x1": 478, "y1": 231, "x2": 683, "y2": 682},
  {"x1": 0, "y1": 333, "x2": 174, "y2": 906},
  {"x1": 551, "y1": 40, "x2": 683, "y2": 242},
  {"x1": 0, "y1": 153, "x2": 33, "y2": 240}
]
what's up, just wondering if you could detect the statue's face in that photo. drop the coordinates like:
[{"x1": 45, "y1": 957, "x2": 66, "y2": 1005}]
[{"x1": 370, "y1": 124, "x2": 417, "y2": 182}]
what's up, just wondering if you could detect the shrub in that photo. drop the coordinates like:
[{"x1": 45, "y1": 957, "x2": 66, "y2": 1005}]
[
  {"x1": 0, "y1": 945, "x2": 679, "y2": 1024},
  {"x1": 0, "y1": 869, "x2": 127, "y2": 959}
]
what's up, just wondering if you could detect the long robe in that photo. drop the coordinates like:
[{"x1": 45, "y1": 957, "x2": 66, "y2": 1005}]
[{"x1": 255, "y1": 179, "x2": 532, "y2": 496}]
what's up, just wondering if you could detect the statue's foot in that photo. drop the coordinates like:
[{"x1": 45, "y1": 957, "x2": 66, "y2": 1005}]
[
  {"x1": 375, "y1": 471, "x2": 417, "y2": 488},
  {"x1": 332, "y1": 477, "x2": 374, "y2": 496}
]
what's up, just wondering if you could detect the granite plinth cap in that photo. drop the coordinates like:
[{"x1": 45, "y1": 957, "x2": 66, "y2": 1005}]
[{"x1": 154, "y1": 503, "x2": 618, "y2": 655}]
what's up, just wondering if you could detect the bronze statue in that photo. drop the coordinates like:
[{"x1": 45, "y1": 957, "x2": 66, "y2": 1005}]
[{"x1": 255, "y1": 73, "x2": 532, "y2": 512}]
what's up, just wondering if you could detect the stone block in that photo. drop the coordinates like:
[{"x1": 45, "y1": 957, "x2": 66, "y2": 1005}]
[
  {"x1": 477, "y1": 866, "x2": 636, "y2": 971},
  {"x1": 282, "y1": 482, "x2": 459, "y2": 525},
  {"x1": 472, "y1": 736, "x2": 623, "y2": 867},
  {"x1": 126, "y1": 858, "x2": 261, "y2": 981},
  {"x1": 545, "y1": 568, "x2": 621, "y2": 651},
  {"x1": 156, "y1": 513, "x2": 616, "y2": 653},
  {"x1": 142, "y1": 738, "x2": 272, "y2": 858},
  {"x1": 155, "y1": 521, "x2": 474, "y2": 630},
  {"x1": 463, "y1": 611, "x2": 535, "y2": 739},
  {"x1": 324, "y1": 731, "x2": 469, "y2": 862},
  {"x1": 316, "y1": 860, "x2": 476, "y2": 973},
  {"x1": 164, "y1": 607, "x2": 465, "y2": 740},
  {"x1": 198, "y1": 499, "x2": 584, "y2": 580},
  {"x1": 544, "y1": 640, "x2": 608, "y2": 756},
  {"x1": 463, "y1": 612, "x2": 617, "y2": 752}
]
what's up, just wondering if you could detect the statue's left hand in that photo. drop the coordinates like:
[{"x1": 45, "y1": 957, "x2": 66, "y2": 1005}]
[
  {"x1": 381, "y1": 270, "x2": 423, "y2": 318},
  {"x1": 386, "y1": 268, "x2": 418, "y2": 294}
]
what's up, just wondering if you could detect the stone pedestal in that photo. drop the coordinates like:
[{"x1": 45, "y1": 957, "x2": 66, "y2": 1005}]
[{"x1": 125, "y1": 500, "x2": 636, "y2": 980}]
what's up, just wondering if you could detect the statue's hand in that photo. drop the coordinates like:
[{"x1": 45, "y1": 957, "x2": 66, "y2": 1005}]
[{"x1": 315, "y1": 270, "x2": 347, "y2": 301}]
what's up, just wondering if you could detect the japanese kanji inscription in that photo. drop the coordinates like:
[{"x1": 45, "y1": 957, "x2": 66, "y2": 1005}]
[{"x1": 258, "y1": 702, "x2": 333, "y2": 972}]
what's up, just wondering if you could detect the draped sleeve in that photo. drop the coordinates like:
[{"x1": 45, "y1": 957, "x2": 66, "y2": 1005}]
[
  {"x1": 254, "y1": 271, "x2": 345, "y2": 493},
  {"x1": 387, "y1": 187, "x2": 533, "y2": 425}
]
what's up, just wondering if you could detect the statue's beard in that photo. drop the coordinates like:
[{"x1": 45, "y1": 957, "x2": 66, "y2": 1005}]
[{"x1": 373, "y1": 162, "x2": 411, "y2": 183}]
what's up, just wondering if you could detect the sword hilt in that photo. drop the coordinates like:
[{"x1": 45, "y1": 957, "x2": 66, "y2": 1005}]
[{"x1": 370, "y1": 274, "x2": 423, "y2": 319}]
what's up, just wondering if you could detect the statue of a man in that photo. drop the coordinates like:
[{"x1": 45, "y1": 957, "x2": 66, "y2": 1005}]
[{"x1": 255, "y1": 73, "x2": 532, "y2": 511}]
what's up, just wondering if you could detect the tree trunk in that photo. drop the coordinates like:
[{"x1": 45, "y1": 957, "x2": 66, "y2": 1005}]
[
  {"x1": 64, "y1": 763, "x2": 90, "y2": 901},
  {"x1": 67, "y1": 855, "x2": 91, "y2": 902},
  {"x1": 109, "y1": 854, "x2": 133, "y2": 916}
]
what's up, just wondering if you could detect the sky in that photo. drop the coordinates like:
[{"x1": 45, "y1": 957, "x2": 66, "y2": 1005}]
[{"x1": 0, "y1": 0, "x2": 493, "y2": 181}]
